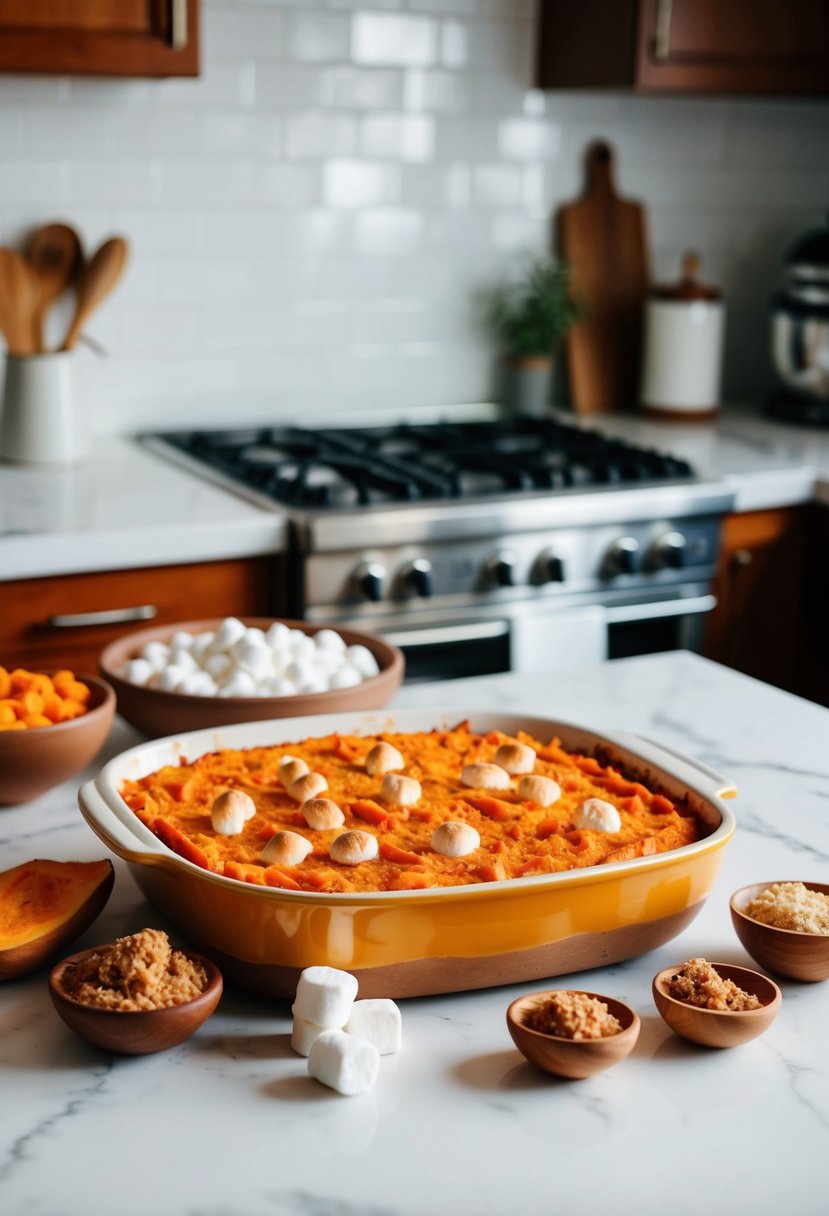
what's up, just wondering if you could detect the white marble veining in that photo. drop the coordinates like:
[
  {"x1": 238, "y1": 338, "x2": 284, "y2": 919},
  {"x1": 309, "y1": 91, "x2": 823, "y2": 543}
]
[
  {"x1": 0, "y1": 435, "x2": 286, "y2": 579},
  {"x1": 1, "y1": 652, "x2": 827, "y2": 1216}
]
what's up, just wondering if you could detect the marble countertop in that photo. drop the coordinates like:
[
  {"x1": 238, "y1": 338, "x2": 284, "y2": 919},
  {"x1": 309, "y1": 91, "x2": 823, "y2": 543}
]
[
  {"x1": 1, "y1": 652, "x2": 827, "y2": 1216},
  {"x1": 1, "y1": 404, "x2": 828, "y2": 582}
]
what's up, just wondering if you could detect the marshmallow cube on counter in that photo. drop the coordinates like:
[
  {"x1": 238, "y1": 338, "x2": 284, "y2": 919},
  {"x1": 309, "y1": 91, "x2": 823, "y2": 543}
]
[
  {"x1": 308, "y1": 1029, "x2": 380, "y2": 1097},
  {"x1": 293, "y1": 965, "x2": 359, "y2": 1029},
  {"x1": 291, "y1": 1016, "x2": 329, "y2": 1058},
  {"x1": 345, "y1": 999, "x2": 402, "y2": 1055}
]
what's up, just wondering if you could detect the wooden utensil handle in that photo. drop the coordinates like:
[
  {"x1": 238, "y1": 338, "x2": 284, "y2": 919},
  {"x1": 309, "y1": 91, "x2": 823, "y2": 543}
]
[{"x1": 585, "y1": 141, "x2": 616, "y2": 197}]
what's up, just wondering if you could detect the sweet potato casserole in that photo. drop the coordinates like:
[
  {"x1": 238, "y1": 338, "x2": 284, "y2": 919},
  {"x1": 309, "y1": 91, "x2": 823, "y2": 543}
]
[{"x1": 120, "y1": 722, "x2": 706, "y2": 894}]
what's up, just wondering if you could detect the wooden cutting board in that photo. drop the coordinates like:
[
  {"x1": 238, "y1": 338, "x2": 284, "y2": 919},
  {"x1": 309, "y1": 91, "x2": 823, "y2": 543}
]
[{"x1": 557, "y1": 141, "x2": 650, "y2": 413}]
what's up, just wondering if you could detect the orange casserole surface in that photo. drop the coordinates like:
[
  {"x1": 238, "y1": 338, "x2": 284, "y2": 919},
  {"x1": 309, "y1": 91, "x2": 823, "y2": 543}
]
[{"x1": 120, "y1": 722, "x2": 706, "y2": 893}]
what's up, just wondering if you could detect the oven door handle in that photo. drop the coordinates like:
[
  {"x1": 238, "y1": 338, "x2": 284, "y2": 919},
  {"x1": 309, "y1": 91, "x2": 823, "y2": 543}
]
[
  {"x1": 382, "y1": 620, "x2": 510, "y2": 648},
  {"x1": 604, "y1": 594, "x2": 716, "y2": 624}
]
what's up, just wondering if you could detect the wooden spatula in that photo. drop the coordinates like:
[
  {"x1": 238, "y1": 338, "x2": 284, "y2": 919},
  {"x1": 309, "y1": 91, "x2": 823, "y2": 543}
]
[
  {"x1": 28, "y1": 223, "x2": 84, "y2": 353},
  {"x1": 557, "y1": 141, "x2": 650, "y2": 413},
  {"x1": 61, "y1": 236, "x2": 128, "y2": 351},
  {"x1": 0, "y1": 247, "x2": 40, "y2": 355}
]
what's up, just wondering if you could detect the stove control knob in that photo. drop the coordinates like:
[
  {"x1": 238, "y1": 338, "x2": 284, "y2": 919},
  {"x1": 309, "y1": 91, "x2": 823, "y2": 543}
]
[
  {"x1": 399, "y1": 558, "x2": 433, "y2": 599},
  {"x1": 649, "y1": 530, "x2": 687, "y2": 571},
  {"x1": 534, "y1": 549, "x2": 566, "y2": 585},
  {"x1": 604, "y1": 537, "x2": 640, "y2": 578},
  {"x1": 484, "y1": 550, "x2": 516, "y2": 589},
  {"x1": 353, "y1": 561, "x2": 386, "y2": 603}
]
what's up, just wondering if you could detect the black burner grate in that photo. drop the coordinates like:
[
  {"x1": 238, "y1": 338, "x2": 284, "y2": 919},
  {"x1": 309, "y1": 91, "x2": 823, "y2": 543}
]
[{"x1": 158, "y1": 419, "x2": 694, "y2": 509}]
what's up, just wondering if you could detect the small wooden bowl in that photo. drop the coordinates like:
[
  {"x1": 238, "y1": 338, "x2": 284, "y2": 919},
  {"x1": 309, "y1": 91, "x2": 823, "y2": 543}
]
[
  {"x1": 48, "y1": 946, "x2": 223, "y2": 1054},
  {"x1": 730, "y1": 881, "x2": 829, "y2": 982},
  {"x1": 506, "y1": 989, "x2": 640, "y2": 1080},
  {"x1": 100, "y1": 617, "x2": 404, "y2": 738},
  {"x1": 652, "y1": 962, "x2": 781, "y2": 1048}
]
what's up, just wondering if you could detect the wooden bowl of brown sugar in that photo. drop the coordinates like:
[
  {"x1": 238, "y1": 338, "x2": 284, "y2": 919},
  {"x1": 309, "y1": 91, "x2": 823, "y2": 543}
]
[
  {"x1": 48, "y1": 932, "x2": 223, "y2": 1055},
  {"x1": 506, "y1": 989, "x2": 640, "y2": 1080},
  {"x1": 730, "y1": 881, "x2": 829, "y2": 982},
  {"x1": 652, "y1": 960, "x2": 781, "y2": 1049}
]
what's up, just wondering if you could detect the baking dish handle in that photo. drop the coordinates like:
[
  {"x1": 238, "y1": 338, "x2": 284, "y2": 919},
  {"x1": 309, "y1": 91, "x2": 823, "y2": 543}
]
[
  {"x1": 608, "y1": 732, "x2": 738, "y2": 800},
  {"x1": 78, "y1": 780, "x2": 163, "y2": 863}
]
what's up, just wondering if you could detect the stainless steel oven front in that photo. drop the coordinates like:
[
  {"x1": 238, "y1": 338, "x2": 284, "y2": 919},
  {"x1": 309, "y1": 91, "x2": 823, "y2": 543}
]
[{"x1": 295, "y1": 489, "x2": 730, "y2": 682}]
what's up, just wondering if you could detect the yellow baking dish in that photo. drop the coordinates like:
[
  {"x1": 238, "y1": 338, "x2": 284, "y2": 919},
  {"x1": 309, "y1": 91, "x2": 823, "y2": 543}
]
[{"x1": 78, "y1": 709, "x2": 737, "y2": 999}]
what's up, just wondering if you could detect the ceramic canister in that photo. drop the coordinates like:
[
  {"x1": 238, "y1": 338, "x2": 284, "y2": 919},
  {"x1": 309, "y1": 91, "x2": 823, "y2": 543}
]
[{"x1": 640, "y1": 252, "x2": 725, "y2": 419}]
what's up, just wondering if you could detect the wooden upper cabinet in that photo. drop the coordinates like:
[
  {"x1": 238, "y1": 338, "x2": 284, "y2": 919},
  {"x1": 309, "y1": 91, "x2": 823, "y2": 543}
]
[
  {"x1": 537, "y1": 0, "x2": 829, "y2": 95},
  {"x1": 0, "y1": 0, "x2": 199, "y2": 78}
]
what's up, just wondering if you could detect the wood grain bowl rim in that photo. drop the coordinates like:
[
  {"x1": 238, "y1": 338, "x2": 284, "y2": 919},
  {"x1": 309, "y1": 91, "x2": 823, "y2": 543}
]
[
  {"x1": 0, "y1": 673, "x2": 116, "y2": 745},
  {"x1": 507, "y1": 989, "x2": 641, "y2": 1046},
  {"x1": 49, "y1": 944, "x2": 223, "y2": 1018},
  {"x1": 730, "y1": 881, "x2": 829, "y2": 942},
  {"x1": 98, "y1": 617, "x2": 403, "y2": 707},
  {"x1": 652, "y1": 962, "x2": 782, "y2": 1019}
]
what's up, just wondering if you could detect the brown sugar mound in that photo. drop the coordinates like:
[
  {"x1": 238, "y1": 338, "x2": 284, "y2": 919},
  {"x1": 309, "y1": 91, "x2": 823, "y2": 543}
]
[
  {"x1": 525, "y1": 991, "x2": 622, "y2": 1040},
  {"x1": 62, "y1": 928, "x2": 207, "y2": 1011},
  {"x1": 667, "y1": 958, "x2": 760, "y2": 1012}
]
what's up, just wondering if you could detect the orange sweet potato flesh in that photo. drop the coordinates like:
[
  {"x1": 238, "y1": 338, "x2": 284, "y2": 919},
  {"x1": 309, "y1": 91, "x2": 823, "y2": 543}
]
[{"x1": 0, "y1": 859, "x2": 114, "y2": 981}]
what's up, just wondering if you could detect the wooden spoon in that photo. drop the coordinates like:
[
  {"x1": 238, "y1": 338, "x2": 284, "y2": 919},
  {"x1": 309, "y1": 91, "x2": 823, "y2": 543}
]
[
  {"x1": 61, "y1": 236, "x2": 128, "y2": 351},
  {"x1": 0, "y1": 247, "x2": 40, "y2": 355},
  {"x1": 28, "y1": 223, "x2": 84, "y2": 353}
]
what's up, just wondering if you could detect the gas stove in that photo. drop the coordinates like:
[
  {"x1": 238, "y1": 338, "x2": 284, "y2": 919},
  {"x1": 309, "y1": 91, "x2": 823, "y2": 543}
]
[
  {"x1": 144, "y1": 417, "x2": 734, "y2": 681},
  {"x1": 154, "y1": 419, "x2": 695, "y2": 510}
]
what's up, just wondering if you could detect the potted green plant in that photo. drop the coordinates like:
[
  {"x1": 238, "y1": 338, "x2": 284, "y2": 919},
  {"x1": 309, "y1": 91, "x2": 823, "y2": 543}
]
[{"x1": 481, "y1": 255, "x2": 582, "y2": 417}]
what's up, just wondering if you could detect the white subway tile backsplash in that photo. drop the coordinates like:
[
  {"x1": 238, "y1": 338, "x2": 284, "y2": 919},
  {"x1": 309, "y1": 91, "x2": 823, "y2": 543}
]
[
  {"x1": 284, "y1": 111, "x2": 358, "y2": 158},
  {"x1": 0, "y1": 1, "x2": 825, "y2": 430},
  {"x1": 285, "y1": 10, "x2": 351, "y2": 62},
  {"x1": 352, "y1": 12, "x2": 438, "y2": 66},
  {"x1": 360, "y1": 113, "x2": 435, "y2": 161}
]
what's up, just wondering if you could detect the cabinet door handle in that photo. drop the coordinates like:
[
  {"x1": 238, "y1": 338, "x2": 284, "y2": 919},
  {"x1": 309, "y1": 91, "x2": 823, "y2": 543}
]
[
  {"x1": 653, "y1": 0, "x2": 673, "y2": 59},
  {"x1": 46, "y1": 605, "x2": 158, "y2": 629},
  {"x1": 170, "y1": 0, "x2": 188, "y2": 50}
]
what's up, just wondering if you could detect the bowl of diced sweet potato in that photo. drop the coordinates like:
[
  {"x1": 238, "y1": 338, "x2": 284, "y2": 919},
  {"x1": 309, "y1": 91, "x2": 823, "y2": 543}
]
[{"x1": 0, "y1": 667, "x2": 116, "y2": 805}]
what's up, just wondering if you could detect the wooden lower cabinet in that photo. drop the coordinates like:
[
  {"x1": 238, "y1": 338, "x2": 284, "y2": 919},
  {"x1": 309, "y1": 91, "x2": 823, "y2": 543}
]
[
  {"x1": 703, "y1": 506, "x2": 827, "y2": 705},
  {"x1": 0, "y1": 556, "x2": 277, "y2": 675}
]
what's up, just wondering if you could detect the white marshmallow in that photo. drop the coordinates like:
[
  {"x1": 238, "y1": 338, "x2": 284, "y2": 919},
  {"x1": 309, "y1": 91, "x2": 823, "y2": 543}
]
[
  {"x1": 518, "y1": 775, "x2": 561, "y2": 807},
  {"x1": 158, "y1": 665, "x2": 187, "y2": 693},
  {"x1": 203, "y1": 652, "x2": 233, "y2": 681},
  {"x1": 301, "y1": 798, "x2": 345, "y2": 830},
  {"x1": 345, "y1": 999, "x2": 402, "y2": 1055},
  {"x1": 298, "y1": 675, "x2": 329, "y2": 695},
  {"x1": 285, "y1": 657, "x2": 321, "y2": 687},
  {"x1": 190, "y1": 631, "x2": 215, "y2": 659},
  {"x1": 291, "y1": 1016, "x2": 329, "y2": 1058},
  {"x1": 220, "y1": 670, "x2": 257, "y2": 698},
  {"x1": 169, "y1": 630, "x2": 195, "y2": 651},
  {"x1": 314, "y1": 628, "x2": 347, "y2": 654},
  {"x1": 141, "y1": 641, "x2": 170, "y2": 670},
  {"x1": 263, "y1": 676, "x2": 298, "y2": 697},
  {"x1": 288, "y1": 632, "x2": 316, "y2": 662},
  {"x1": 179, "y1": 671, "x2": 218, "y2": 697},
  {"x1": 209, "y1": 616, "x2": 247, "y2": 653},
  {"x1": 366, "y1": 741, "x2": 405, "y2": 777},
  {"x1": 265, "y1": 621, "x2": 291, "y2": 651},
  {"x1": 289, "y1": 772, "x2": 328, "y2": 803},
  {"x1": 330, "y1": 830, "x2": 378, "y2": 866},
  {"x1": 460, "y1": 762, "x2": 511, "y2": 791},
  {"x1": 328, "y1": 664, "x2": 362, "y2": 690},
  {"x1": 279, "y1": 756, "x2": 310, "y2": 786},
  {"x1": 261, "y1": 830, "x2": 313, "y2": 866},
  {"x1": 168, "y1": 646, "x2": 198, "y2": 674},
  {"x1": 308, "y1": 1029, "x2": 380, "y2": 1096},
  {"x1": 345, "y1": 644, "x2": 379, "y2": 678},
  {"x1": 494, "y1": 741, "x2": 536, "y2": 775},
  {"x1": 431, "y1": 821, "x2": 480, "y2": 858},
  {"x1": 123, "y1": 657, "x2": 153, "y2": 686},
  {"x1": 380, "y1": 774, "x2": 421, "y2": 806},
  {"x1": 573, "y1": 797, "x2": 622, "y2": 834},
  {"x1": 233, "y1": 642, "x2": 273, "y2": 680},
  {"x1": 293, "y1": 966, "x2": 359, "y2": 1028}
]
